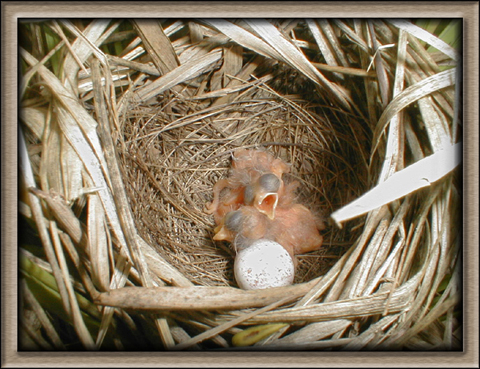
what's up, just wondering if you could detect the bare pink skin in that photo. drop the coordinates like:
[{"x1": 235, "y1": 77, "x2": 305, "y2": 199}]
[{"x1": 208, "y1": 149, "x2": 325, "y2": 269}]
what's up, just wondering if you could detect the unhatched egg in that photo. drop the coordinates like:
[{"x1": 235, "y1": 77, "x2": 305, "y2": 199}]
[{"x1": 234, "y1": 239, "x2": 295, "y2": 290}]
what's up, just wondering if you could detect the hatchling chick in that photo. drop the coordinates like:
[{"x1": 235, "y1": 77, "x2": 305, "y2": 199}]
[
  {"x1": 213, "y1": 206, "x2": 270, "y2": 251},
  {"x1": 214, "y1": 186, "x2": 324, "y2": 258},
  {"x1": 205, "y1": 149, "x2": 290, "y2": 223},
  {"x1": 215, "y1": 183, "x2": 324, "y2": 258},
  {"x1": 206, "y1": 182, "x2": 245, "y2": 225}
]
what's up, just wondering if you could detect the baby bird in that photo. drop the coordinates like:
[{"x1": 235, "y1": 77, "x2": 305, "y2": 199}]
[
  {"x1": 214, "y1": 193, "x2": 324, "y2": 259},
  {"x1": 207, "y1": 148, "x2": 325, "y2": 265},
  {"x1": 207, "y1": 181, "x2": 245, "y2": 225},
  {"x1": 213, "y1": 206, "x2": 269, "y2": 250},
  {"x1": 205, "y1": 149, "x2": 290, "y2": 223}
]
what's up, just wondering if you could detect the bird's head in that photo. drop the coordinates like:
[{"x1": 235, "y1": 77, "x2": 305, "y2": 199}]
[{"x1": 244, "y1": 173, "x2": 281, "y2": 220}]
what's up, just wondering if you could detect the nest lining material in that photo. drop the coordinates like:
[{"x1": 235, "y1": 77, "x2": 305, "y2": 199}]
[{"x1": 18, "y1": 18, "x2": 461, "y2": 351}]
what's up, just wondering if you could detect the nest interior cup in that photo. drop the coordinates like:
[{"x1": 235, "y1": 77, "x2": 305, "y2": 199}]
[{"x1": 118, "y1": 77, "x2": 367, "y2": 286}]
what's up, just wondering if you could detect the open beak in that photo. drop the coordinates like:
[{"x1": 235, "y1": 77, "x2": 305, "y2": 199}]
[{"x1": 254, "y1": 192, "x2": 279, "y2": 220}]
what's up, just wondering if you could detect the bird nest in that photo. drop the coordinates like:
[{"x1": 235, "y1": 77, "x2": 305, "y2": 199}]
[
  {"x1": 19, "y1": 18, "x2": 462, "y2": 351},
  {"x1": 118, "y1": 83, "x2": 364, "y2": 286}
]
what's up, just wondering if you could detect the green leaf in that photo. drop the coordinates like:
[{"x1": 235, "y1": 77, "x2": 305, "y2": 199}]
[
  {"x1": 433, "y1": 19, "x2": 461, "y2": 51},
  {"x1": 19, "y1": 252, "x2": 101, "y2": 329},
  {"x1": 232, "y1": 323, "x2": 288, "y2": 347}
]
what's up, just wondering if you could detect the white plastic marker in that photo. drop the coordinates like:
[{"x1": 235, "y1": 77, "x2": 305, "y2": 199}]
[{"x1": 331, "y1": 142, "x2": 462, "y2": 226}]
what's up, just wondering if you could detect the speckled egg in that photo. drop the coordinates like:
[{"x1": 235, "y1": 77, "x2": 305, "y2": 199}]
[{"x1": 234, "y1": 239, "x2": 295, "y2": 290}]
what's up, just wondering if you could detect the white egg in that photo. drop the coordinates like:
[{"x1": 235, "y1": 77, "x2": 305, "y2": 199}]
[{"x1": 234, "y1": 239, "x2": 295, "y2": 290}]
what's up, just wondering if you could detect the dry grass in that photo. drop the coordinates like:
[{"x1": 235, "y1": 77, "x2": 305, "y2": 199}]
[{"x1": 19, "y1": 18, "x2": 461, "y2": 351}]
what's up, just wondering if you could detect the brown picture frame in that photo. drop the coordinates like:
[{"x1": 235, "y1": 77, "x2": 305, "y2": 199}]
[{"x1": 2, "y1": 1, "x2": 478, "y2": 367}]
